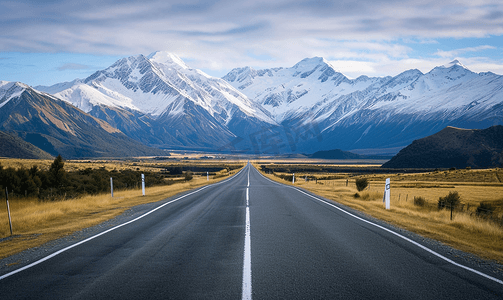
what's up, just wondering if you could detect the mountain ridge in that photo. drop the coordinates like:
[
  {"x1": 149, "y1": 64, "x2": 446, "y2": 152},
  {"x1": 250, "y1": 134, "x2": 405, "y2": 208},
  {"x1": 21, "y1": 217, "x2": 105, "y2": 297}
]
[{"x1": 10, "y1": 54, "x2": 503, "y2": 155}]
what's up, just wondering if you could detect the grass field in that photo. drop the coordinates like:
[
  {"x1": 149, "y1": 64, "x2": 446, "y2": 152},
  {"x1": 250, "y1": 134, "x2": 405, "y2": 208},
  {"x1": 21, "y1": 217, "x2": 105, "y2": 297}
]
[
  {"x1": 256, "y1": 164, "x2": 503, "y2": 264},
  {"x1": 0, "y1": 160, "x2": 245, "y2": 259}
]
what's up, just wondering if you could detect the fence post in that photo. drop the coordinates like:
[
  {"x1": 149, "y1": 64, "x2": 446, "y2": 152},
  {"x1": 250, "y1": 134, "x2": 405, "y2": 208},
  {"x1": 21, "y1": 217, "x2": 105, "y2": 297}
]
[{"x1": 5, "y1": 188, "x2": 13, "y2": 236}]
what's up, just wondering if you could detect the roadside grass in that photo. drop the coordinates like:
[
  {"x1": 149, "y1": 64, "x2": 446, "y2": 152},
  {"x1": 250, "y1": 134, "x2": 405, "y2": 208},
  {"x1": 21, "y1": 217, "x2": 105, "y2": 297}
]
[
  {"x1": 257, "y1": 166, "x2": 503, "y2": 264},
  {"x1": 0, "y1": 167, "x2": 242, "y2": 260},
  {"x1": 0, "y1": 157, "x2": 245, "y2": 173}
]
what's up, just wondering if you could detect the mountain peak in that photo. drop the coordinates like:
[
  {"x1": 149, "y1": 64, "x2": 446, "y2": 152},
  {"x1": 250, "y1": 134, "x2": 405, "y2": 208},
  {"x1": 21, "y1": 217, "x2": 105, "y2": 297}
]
[
  {"x1": 147, "y1": 51, "x2": 189, "y2": 69},
  {"x1": 427, "y1": 59, "x2": 474, "y2": 78},
  {"x1": 441, "y1": 59, "x2": 466, "y2": 69},
  {"x1": 293, "y1": 57, "x2": 330, "y2": 70}
]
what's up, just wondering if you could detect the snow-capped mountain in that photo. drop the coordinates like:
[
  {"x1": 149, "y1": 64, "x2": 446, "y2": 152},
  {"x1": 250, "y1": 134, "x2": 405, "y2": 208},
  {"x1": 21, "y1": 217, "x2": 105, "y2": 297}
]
[
  {"x1": 0, "y1": 82, "x2": 164, "y2": 158},
  {"x1": 38, "y1": 51, "x2": 276, "y2": 150},
  {"x1": 223, "y1": 58, "x2": 503, "y2": 154},
  {"x1": 223, "y1": 57, "x2": 387, "y2": 123}
]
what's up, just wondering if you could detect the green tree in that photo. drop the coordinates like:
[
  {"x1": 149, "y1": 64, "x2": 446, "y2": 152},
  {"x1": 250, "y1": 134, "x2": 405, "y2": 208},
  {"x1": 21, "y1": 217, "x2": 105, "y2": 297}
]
[{"x1": 49, "y1": 155, "x2": 67, "y2": 188}]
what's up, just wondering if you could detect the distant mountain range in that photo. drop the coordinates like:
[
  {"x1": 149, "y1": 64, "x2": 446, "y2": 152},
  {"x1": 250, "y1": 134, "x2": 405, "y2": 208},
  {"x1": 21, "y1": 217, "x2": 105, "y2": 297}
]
[
  {"x1": 1, "y1": 52, "x2": 502, "y2": 158},
  {"x1": 382, "y1": 126, "x2": 503, "y2": 168},
  {"x1": 224, "y1": 58, "x2": 503, "y2": 154}
]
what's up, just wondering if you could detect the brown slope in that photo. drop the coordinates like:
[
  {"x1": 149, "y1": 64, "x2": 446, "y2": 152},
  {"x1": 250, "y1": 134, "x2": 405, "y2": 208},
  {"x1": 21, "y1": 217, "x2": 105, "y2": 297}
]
[{"x1": 382, "y1": 126, "x2": 503, "y2": 169}]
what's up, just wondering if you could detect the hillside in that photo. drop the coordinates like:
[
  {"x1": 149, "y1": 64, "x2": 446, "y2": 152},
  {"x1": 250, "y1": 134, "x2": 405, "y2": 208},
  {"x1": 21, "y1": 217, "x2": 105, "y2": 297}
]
[
  {"x1": 382, "y1": 126, "x2": 503, "y2": 168},
  {"x1": 0, "y1": 130, "x2": 53, "y2": 159},
  {"x1": 0, "y1": 83, "x2": 166, "y2": 158}
]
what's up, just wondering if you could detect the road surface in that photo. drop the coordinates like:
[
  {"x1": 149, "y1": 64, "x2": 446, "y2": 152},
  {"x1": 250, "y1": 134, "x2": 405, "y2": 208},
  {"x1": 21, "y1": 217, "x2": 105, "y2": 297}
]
[{"x1": 1, "y1": 164, "x2": 502, "y2": 299}]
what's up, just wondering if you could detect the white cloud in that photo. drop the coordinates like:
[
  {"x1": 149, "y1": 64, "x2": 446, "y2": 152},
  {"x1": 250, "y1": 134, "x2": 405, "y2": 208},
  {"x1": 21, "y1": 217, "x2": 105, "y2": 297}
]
[
  {"x1": 2, "y1": 0, "x2": 503, "y2": 82},
  {"x1": 434, "y1": 45, "x2": 497, "y2": 58}
]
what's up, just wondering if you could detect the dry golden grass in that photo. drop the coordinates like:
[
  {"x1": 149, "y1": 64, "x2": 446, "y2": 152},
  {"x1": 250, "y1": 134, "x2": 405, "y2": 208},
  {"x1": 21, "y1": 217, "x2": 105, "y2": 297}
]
[
  {"x1": 0, "y1": 168, "x2": 242, "y2": 259},
  {"x1": 0, "y1": 157, "x2": 247, "y2": 173},
  {"x1": 256, "y1": 165, "x2": 503, "y2": 264}
]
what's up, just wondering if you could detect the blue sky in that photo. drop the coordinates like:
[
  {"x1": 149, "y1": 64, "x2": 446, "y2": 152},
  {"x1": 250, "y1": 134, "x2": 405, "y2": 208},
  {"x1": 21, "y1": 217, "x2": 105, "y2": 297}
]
[{"x1": 1, "y1": 0, "x2": 503, "y2": 86}]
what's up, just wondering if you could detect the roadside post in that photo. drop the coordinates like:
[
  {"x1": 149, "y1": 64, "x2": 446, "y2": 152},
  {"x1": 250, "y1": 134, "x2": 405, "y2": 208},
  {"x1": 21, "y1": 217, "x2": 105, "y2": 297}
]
[
  {"x1": 5, "y1": 187, "x2": 13, "y2": 236},
  {"x1": 142, "y1": 174, "x2": 145, "y2": 196},
  {"x1": 292, "y1": 173, "x2": 295, "y2": 184},
  {"x1": 383, "y1": 178, "x2": 391, "y2": 210},
  {"x1": 110, "y1": 177, "x2": 114, "y2": 198},
  {"x1": 207, "y1": 171, "x2": 209, "y2": 181}
]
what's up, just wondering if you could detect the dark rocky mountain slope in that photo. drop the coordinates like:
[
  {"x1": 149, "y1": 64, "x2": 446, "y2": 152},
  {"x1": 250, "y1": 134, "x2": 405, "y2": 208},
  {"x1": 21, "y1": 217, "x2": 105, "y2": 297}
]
[{"x1": 382, "y1": 126, "x2": 503, "y2": 168}]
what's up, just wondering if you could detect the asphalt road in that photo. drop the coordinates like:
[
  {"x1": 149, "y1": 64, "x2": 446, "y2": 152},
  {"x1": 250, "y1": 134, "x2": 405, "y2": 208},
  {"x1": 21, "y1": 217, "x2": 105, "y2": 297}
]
[{"x1": 1, "y1": 164, "x2": 502, "y2": 299}]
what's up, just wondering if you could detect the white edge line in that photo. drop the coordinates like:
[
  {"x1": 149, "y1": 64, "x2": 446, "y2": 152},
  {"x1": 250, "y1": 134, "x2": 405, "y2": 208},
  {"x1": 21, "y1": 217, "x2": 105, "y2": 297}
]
[
  {"x1": 254, "y1": 166, "x2": 503, "y2": 286},
  {"x1": 0, "y1": 167, "x2": 247, "y2": 281}
]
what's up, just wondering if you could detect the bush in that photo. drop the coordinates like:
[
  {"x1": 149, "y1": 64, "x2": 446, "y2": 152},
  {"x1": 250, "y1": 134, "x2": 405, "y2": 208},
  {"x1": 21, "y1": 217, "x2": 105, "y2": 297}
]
[
  {"x1": 355, "y1": 178, "x2": 368, "y2": 192},
  {"x1": 413, "y1": 196, "x2": 426, "y2": 207},
  {"x1": 476, "y1": 202, "x2": 494, "y2": 217},
  {"x1": 184, "y1": 170, "x2": 193, "y2": 181},
  {"x1": 438, "y1": 191, "x2": 460, "y2": 210},
  {"x1": 353, "y1": 193, "x2": 360, "y2": 198}
]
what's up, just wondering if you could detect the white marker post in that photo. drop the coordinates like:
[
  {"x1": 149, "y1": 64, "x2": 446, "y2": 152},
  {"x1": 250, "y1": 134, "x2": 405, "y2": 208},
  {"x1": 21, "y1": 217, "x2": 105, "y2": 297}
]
[
  {"x1": 5, "y1": 188, "x2": 13, "y2": 236},
  {"x1": 207, "y1": 171, "x2": 209, "y2": 181},
  {"x1": 141, "y1": 174, "x2": 145, "y2": 196},
  {"x1": 110, "y1": 177, "x2": 114, "y2": 198},
  {"x1": 384, "y1": 178, "x2": 391, "y2": 210},
  {"x1": 292, "y1": 173, "x2": 295, "y2": 184}
]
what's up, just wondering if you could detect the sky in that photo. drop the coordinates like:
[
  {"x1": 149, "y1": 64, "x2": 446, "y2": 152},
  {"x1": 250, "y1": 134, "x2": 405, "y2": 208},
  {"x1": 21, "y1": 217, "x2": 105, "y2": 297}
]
[{"x1": 1, "y1": 0, "x2": 503, "y2": 86}]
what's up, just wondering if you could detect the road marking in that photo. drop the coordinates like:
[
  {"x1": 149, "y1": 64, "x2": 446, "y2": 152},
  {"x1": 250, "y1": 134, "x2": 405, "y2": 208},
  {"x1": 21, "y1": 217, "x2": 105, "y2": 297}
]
[
  {"x1": 242, "y1": 204, "x2": 252, "y2": 300},
  {"x1": 0, "y1": 167, "x2": 247, "y2": 281},
  {"x1": 255, "y1": 167, "x2": 503, "y2": 286},
  {"x1": 242, "y1": 164, "x2": 252, "y2": 300}
]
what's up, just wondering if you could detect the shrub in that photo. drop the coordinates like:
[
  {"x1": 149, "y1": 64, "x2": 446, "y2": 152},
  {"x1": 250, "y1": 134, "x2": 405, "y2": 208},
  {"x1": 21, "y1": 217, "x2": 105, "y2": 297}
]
[
  {"x1": 353, "y1": 193, "x2": 360, "y2": 198},
  {"x1": 476, "y1": 202, "x2": 494, "y2": 217},
  {"x1": 413, "y1": 196, "x2": 426, "y2": 207},
  {"x1": 355, "y1": 178, "x2": 368, "y2": 192},
  {"x1": 184, "y1": 170, "x2": 193, "y2": 181},
  {"x1": 438, "y1": 191, "x2": 460, "y2": 210}
]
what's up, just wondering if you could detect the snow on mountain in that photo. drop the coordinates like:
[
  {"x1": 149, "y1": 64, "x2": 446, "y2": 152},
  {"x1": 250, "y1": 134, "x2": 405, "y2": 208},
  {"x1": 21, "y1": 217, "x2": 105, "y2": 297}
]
[
  {"x1": 147, "y1": 51, "x2": 275, "y2": 125},
  {"x1": 223, "y1": 57, "x2": 383, "y2": 123},
  {"x1": 0, "y1": 81, "x2": 30, "y2": 109},
  {"x1": 39, "y1": 52, "x2": 275, "y2": 126}
]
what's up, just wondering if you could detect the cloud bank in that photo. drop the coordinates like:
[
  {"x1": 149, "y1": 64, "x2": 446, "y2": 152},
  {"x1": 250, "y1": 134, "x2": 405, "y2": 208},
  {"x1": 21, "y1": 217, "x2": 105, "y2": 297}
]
[{"x1": 1, "y1": 0, "x2": 503, "y2": 78}]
